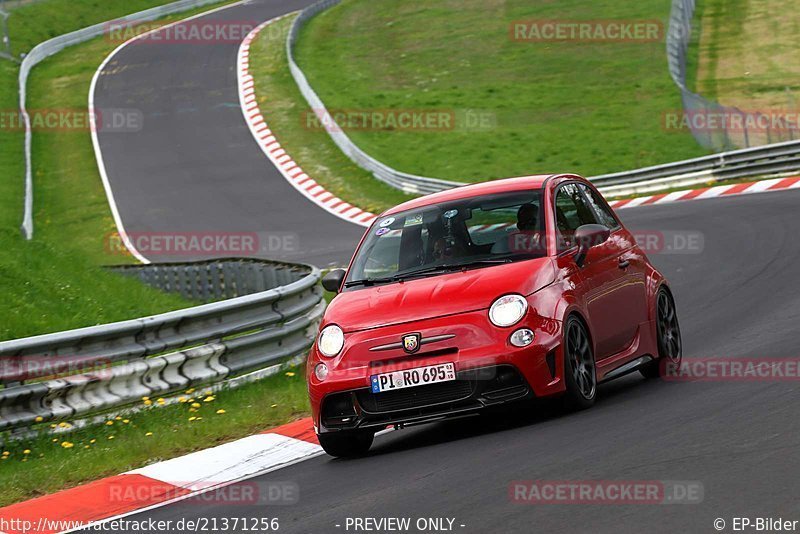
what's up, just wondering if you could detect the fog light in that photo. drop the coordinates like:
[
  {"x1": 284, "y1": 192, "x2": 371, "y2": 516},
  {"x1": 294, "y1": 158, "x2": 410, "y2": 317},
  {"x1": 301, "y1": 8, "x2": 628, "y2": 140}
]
[
  {"x1": 510, "y1": 328, "x2": 534, "y2": 347},
  {"x1": 314, "y1": 363, "x2": 329, "y2": 381}
]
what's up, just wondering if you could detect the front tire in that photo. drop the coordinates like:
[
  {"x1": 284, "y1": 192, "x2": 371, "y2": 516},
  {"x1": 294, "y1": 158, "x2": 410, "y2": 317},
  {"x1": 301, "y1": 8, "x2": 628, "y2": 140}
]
[
  {"x1": 318, "y1": 430, "x2": 374, "y2": 458},
  {"x1": 641, "y1": 288, "x2": 682, "y2": 379},
  {"x1": 562, "y1": 316, "x2": 597, "y2": 410}
]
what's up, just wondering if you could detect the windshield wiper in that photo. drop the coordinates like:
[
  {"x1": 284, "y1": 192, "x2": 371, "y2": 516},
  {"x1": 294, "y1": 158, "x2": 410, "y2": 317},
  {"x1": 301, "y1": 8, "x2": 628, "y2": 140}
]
[
  {"x1": 343, "y1": 276, "x2": 396, "y2": 288},
  {"x1": 345, "y1": 259, "x2": 512, "y2": 288},
  {"x1": 398, "y1": 258, "x2": 512, "y2": 279}
]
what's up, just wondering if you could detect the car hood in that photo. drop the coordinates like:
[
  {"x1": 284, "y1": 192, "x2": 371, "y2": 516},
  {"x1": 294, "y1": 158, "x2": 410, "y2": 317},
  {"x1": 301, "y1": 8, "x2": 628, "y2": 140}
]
[{"x1": 326, "y1": 258, "x2": 556, "y2": 332}]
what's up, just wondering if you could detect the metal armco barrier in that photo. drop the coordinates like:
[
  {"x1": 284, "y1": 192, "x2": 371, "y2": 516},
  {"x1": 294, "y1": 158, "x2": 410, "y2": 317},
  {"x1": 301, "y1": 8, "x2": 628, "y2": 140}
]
[
  {"x1": 18, "y1": 0, "x2": 227, "y2": 239},
  {"x1": 0, "y1": 259, "x2": 324, "y2": 431},
  {"x1": 288, "y1": 1, "x2": 800, "y2": 197},
  {"x1": 286, "y1": 0, "x2": 461, "y2": 196}
]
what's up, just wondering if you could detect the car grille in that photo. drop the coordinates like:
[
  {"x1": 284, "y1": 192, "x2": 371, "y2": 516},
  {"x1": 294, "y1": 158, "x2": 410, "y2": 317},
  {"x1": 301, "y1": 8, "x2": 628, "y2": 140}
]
[{"x1": 356, "y1": 380, "x2": 475, "y2": 413}]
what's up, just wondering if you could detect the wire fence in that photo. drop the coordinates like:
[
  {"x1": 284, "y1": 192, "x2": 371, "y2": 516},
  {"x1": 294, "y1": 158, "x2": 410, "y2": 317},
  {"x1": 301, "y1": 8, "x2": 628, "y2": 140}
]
[{"x1": 667, "y1": 0, "x2": 799, "y2": 151}]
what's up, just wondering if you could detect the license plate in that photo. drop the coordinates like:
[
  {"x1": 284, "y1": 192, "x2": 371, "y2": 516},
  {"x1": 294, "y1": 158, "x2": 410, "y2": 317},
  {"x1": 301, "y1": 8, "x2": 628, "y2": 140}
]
[{"x1": 370, "y1": 363, "x2": 456, "y2": 393}]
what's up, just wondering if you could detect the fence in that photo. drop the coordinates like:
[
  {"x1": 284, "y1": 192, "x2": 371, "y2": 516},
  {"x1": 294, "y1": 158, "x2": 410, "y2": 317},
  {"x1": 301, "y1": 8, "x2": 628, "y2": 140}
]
[
  {"x1": 0, "y1": 259, "x2": 323, "y2": 432},
  {"x1": 18, "y1": 0, "x2": 228, "y2": 240},
  {"x1": 666, "y1": 0, "x2": 799, "y2": 151},
  {"x1": 288, "y1": 0, "x2": 800, "y2": 198}
]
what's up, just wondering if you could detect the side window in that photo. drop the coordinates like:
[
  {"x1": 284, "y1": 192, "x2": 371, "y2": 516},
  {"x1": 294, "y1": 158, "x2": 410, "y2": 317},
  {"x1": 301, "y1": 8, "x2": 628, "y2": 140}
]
[
  {"x1": 554, "y1": 183, "x2": 598, "y2": 250},
  {"x1": 578, "y1": 184, "x2": 619, "y2": 229}
]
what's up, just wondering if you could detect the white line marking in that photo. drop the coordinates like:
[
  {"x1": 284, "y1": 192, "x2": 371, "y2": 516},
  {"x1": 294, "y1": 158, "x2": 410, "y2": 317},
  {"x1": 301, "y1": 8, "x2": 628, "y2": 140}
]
[
  {"x1": 236, "y1": 16, "x2": 375, "y2": 227},
  {"x1": 89, "y1": 1, "x2": 248, "y2": 264}
]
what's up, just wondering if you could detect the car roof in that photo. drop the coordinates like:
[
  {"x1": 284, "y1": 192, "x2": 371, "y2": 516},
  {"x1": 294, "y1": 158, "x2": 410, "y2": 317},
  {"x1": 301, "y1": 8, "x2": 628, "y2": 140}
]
[{"x1": 382, "y1": 174, "x2": 567, "y2": 216}]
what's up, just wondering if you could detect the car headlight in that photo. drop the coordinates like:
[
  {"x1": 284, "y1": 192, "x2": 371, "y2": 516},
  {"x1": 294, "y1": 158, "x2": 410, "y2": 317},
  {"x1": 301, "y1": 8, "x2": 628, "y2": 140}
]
[
  {"x1": 317, "y1": 324, "x2": 344, "y2": 357},
  {"x1": 489, "y1": 294, "x2": 528, "y2": 327}
]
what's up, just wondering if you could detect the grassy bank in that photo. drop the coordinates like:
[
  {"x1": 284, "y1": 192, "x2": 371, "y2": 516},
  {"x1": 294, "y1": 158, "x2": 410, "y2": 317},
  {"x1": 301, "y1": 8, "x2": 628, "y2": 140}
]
[
  {"x1": 292, "y1": 0, "x2": 708, "y2": 183},
  {"x1": 248, "y1": 15, "x2": 412, "y2": 215},
  {"x1": 694, "y1": 0, "x2": 799, "y2": 110},
  {"x1": 0, "y1": 1, "x2": 247, "y2": 341},
  {"x1": 0, "y1": 366, "x2": 310, "y2": 507}
]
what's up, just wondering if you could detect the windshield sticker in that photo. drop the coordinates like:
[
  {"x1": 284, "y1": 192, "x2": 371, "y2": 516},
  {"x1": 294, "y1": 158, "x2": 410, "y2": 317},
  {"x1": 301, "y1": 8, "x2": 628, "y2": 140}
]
[
  {"x1": 379, "y1": 217, "x2": 395, "y2": 227},
  {"x1": 404, "y1": 214, "x2": 424, "y2": 227},
  {"x1": 375, "y1": 227, "x2": 390, "y2": 236}
]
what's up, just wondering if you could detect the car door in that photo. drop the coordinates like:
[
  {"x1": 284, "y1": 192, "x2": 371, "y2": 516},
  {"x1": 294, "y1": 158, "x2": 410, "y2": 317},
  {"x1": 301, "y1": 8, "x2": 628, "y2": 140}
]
[{"x1": 553, "y1": 183, "x2": 640, "y2": 360}]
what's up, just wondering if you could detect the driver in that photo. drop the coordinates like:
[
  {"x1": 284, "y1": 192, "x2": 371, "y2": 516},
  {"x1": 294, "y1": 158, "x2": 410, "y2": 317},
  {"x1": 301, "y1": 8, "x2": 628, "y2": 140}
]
[{"x1": 491, "y1": 204, "x2": 542, "y2": 254}]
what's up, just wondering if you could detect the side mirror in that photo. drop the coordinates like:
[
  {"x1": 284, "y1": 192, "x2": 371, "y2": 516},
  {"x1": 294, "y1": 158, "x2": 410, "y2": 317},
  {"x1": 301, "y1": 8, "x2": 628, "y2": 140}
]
[
  {"x1": 322, "y1": 269, "x2": 346, "y2": 293},
  {"x1": 573, "y1": 224, "x2": 610, "y2": 268}
]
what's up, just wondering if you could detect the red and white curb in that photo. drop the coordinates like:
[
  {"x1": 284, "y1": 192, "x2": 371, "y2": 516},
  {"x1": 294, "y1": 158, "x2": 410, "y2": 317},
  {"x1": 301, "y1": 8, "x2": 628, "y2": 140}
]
[
  {"x1": 607, "y1": 175, "x2": 800, "y2": 210},
  {"x1": 237, "y1": 17, "x2": 377, "y2": 228},
  {"x1": 0, "y1": 419, "x2": 321, "y2": 534}
]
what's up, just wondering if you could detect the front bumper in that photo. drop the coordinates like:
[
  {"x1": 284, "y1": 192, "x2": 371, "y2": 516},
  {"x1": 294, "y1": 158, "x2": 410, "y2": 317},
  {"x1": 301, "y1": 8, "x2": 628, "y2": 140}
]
[
  {"x1": 320, "y1": 364, "x2": 532, "y2": 432},
  {"x1": 308, "y1": 308, "x2": 566, "y2": 434}
]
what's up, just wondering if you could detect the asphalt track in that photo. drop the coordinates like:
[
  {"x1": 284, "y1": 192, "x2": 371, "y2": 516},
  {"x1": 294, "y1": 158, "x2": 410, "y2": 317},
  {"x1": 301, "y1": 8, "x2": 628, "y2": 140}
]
[
  {"x1": 93, "y1": 0, "x2": 363, "y2": 267},
  {"x1": 92, "y1": 1, "x2": 800, "y2": 533}
]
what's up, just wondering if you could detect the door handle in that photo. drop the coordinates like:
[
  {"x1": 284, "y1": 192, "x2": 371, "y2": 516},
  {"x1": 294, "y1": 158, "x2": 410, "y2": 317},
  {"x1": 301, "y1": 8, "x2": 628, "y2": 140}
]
[{"x1": 618, "y1": 258, "x2": 630, "y2": 269}]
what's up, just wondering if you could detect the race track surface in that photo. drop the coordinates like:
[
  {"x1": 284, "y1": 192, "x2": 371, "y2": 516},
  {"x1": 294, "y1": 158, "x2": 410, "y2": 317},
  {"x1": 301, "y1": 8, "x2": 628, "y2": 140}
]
[
  {"x1": 92, "y1": 1, "x2": 800, "y2": 531},
  {"x1": 94, "y1": 190, "x2": 800, "y2": 533},
  {"x1": 93, "y1": 0, "x2": 365, "y2": 267}
]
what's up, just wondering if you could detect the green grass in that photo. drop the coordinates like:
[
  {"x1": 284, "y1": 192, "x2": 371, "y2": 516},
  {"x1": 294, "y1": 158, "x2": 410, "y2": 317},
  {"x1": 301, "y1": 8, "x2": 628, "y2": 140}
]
[
  {"x1": 292, "y1": 0, "x2": 708, "y2": 184},
  {"x1": 0, "y1": 1, "x2": 249, "y2": 341},
  {"x1": 0, "y1": 366, "x2": 310, "y2": 507},
  {"x1": 248, "y1": 15, "x2": 412, "y2": 215}
]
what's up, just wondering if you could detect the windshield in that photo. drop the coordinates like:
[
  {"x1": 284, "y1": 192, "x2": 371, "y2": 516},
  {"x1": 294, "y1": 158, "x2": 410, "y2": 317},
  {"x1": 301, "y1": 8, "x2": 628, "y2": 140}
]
[{"x1": 346, "y1": 190, "x2": 546, "y2": 288}]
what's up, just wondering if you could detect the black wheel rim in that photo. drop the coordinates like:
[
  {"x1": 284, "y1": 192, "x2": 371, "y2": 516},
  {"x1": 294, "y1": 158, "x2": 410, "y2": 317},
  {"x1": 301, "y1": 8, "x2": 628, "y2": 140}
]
[
  {"x1": 567, "y1": 321, "x2": 595, "y2": 399},
  {"x1": 657, "y1": 291, "x2": 682, "y2": 363}
]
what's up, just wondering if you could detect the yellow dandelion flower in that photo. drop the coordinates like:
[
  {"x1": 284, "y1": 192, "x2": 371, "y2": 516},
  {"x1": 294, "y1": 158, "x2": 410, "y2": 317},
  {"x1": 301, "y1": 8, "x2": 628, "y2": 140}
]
[
  {"x1": 270, "y1": 404, "x2": 277, "y2": 408},
  {"x1": 142, "y1": 396, "x2": 150, "y2": 401},
  {"x1": 157, "y1": 398, "x2": 166, "y2": 405},
  {"x1": 204, "y1": 389, "x2": 212, "y2": 395},
  {"x1": 145, "y1": 432, "x2": 153, "y2": 437},
  {"x1": 105, "y1": 421, "x2": 114, "y2": 426},
  {"x1": 216, "y1": 409, "x2": 226, "y2": 415},
  {"x1": 122, "y1": 419, "x2": 130, "y2": 424},
  {"x1": 23, "y1": 450, "x2": 30, "y2": 455},
  {"x1": 285, "y1": 371, "x2": 296, "y2": 377},
  {"x1": 58, "y1": 422, "x2": 70, "y2": 428},
  {"x1": 178, "y1": 396, "x2": 188, "y2": 403},
  {"x1": 203, "y1": 396, "x2": 215, "y2": 403},
  {"x1": 185, "y1": 388, "x2": 195, "y2": 394},
  {"x1": 35, "y1": 416, "x2": 44, "y2": 423},
  {"x1": 107, "y1": 436, "x2": 115, "y2": 440},
  {"x1": 143, "y1": 400, "x2": 153, "y2": 406},
  {"x1": 191, "y1": 402, "x2": 201, "y2": 409},
  {"x1": 84, "y1": 445, "x2": 90, "y2": 449},
  {"x1": 114, "y1": 416, "x2": 122, "y2": 421},
  {"x1": 189, "y1": 416, "x2": 197, "y2": 421},
  {"x1": 90, "y1": 439, "x2": 96, "y2": 444},
  {"x1": 61, "y1": 442, "x2": 74, "y2": 449}
]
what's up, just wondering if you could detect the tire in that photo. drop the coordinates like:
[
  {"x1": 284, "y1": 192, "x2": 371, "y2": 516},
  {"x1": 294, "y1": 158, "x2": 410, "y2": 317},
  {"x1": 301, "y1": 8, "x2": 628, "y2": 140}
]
[
  {"x1": 562, "y1": 316, "x2": 597, "y2": 410},
  {"x1": 641, "y1": 288, "x2": 683, "y2": 379},
  {"x1": 318, "y1": 430, "x2": 374, "y2": 458}
]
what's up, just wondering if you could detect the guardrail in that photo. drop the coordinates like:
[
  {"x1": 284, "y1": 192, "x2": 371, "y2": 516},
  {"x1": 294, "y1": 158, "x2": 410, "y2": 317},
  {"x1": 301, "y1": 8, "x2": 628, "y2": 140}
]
[
  {"x1": 288, "y1": 0, "x2": 800, "y2": 198},
  {"x1": 17, "y1": 0, "x2": 227, "y2": 239},
  {"x1": 286, "y1": 0, "x2": 461, "y2": 196},
  {"x1": 0, "y1": 259, "x2": 323, "y2": 432}
]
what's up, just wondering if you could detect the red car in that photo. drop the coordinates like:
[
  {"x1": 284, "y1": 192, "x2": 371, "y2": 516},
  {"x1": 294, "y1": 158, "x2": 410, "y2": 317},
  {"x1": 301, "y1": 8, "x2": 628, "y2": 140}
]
[{"x1": 308, "y1": 174, "x2": 682, "y2": 457}]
